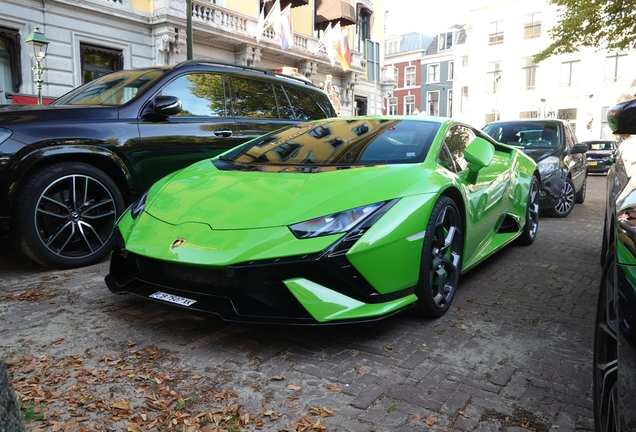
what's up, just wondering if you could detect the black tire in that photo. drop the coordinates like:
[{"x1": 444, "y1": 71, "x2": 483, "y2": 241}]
[
  {"x1": 516, "y1": 175, "x2": 540, "y2": 246},
  {"x1": 415, "y1": 196, "x2": 463, "y2": 318},
  {"x1": 600, "y1": 218, "x2": 609, "y2": 267},
  {"x1": 11, "y1": 162, "x2": 125, "y2": 269},
  {"x1": 575, "y1": 172, "x2": 587, "y2": 204},
  {"x1": 593, "y1": 248, "x2": 619, "y2": 432},
  {"x1": 547, "y1": 177, "x2": 575, "y2": 218}
]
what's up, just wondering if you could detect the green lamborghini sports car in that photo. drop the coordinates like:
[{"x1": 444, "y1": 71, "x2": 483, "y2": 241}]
[{"x1": 105, "y1": 116, "x2": 540, "y2": 324}]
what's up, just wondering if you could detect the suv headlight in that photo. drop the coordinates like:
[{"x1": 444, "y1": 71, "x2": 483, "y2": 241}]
[
  {"x1": 537, "y1": 156, "x2": 560, "y2": 178},
  {"x1": 289, "y1": 202, "x2": 387, "y2": 239}
]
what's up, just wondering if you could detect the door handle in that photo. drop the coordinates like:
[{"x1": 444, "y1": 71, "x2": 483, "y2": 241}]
[{"x1": 214, "y1": 128, "x2": 233, "y2": 137}]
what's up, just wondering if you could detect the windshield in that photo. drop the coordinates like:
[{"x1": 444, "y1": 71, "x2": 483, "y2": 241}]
[
  {"x1": 52, "y1": 69, "x2": 167, "y2": 106},
  {"x1": 483, "y1": 122, "x2": 561, "y2": 149},
  {"x1": 218, "y1": 118, "x2": 441, "y2": 169},
  {"x1": 588, "y1": 141, "x2": 615, "y2": 151}
]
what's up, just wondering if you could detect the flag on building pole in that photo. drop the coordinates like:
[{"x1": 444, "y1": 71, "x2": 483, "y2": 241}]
[
  {"x1": 334, "y1": 27, "x2": 352, "y2": 71},
  {"x1": 280, "y1": 4, "x2": 294, "y2": 50},
  {"x1": 254, "y1": 0, "x2": 281, "y2": 42},
  {"x1": 314, "y1": 23, "x2": 338, "y2": 67}
]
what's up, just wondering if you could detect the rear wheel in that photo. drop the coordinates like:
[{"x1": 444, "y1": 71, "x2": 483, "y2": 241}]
[
  {"x1": 12, "y1": 162, "x2": 124, "y2": 269},
  {"x1": 547, "y1": 177, "x2": 575, "y2": 218},
  {"x1": 415, "y1": 197, "x2": 463, "y2": 318},
  {"x1": 516, "y1": 175, "x2": 540, "y2": 246},
  {"x1": 593, "y1": 249, "x2": 619, "y2": 432}
]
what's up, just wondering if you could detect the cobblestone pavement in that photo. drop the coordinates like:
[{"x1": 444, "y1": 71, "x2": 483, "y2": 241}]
[{"x1": 0, "y1": 175, "x2": 606, "y2": 431}]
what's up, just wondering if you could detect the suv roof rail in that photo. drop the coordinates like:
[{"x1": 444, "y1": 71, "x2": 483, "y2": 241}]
[{"x1": 174, "y1": 59, "x2": 318, "y2": 88}]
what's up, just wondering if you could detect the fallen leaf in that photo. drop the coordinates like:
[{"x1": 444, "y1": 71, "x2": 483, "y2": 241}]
[
  {"x1": 458, "y1": 306, "x2": 466, "y2": 311},
  {"x1": 269, "y1": 375, "x2": 286, "y2": 381},
  {"x1": 460, "y1": 324, "x2": 468, "y2": 330},
  {"x1": 412, "y1": 414, "x2": 421, "y2": 420},
  {"x1": 112, "y1": 399, "x2": 130, "y2": 410},
  {"x1": 384, "y1": 345, "x2": 393, "y2": 350},
  {"x1": 127, "y1": 425, "x2": 143, "y2": 432},
  {"x1": 322, "y1": 383, "x2": 341, "y2": 392},
  {"x1": 191, "y1": 375, "x2": 202, "y2": 380},
  {"x1": 286, "y1": 384, "x2": 301, "y2": 391},
  {"x1": 424, "y1": 415, "x2": 438, "y2": 425},
  {"x1": 458, "y1": 410, "x2": 470, "y2": 418},
  {"x1": 53, "y1": 338, "x2": 64, "y2": 345}
]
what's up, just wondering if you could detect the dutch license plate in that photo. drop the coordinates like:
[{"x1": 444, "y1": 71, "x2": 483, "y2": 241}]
[
  {"x1": 587, "y1": 161, "x2": 597, "y2": 166},
  {"x1": 149, "y1": 291, "x2": 197, "y2": 307}
]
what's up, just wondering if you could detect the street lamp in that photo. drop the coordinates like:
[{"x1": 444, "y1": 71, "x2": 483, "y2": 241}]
[{"x1": 25, "y1": 27, "x2": 49, "y2": 105}]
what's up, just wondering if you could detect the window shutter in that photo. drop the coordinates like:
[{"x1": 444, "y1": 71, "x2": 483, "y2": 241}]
[{"x1": 365, "y1": 39, "x2": 380, "y2": 83}]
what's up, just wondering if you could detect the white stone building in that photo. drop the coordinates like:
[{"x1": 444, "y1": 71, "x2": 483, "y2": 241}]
[
  {"x1": 1, "y1": 0, "x2": 393, "y2": 116},
  {"x1": 452, "y1": 0, "x2": 636, "y2": 140}
]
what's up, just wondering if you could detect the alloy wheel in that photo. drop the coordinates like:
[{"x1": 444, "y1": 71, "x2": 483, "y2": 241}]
[
  {"x1": 34, "y1": 174, "x2": 118, "y2": 260},
  {"x1": 526, "y1": 178, "x2": 540, "y2": 239},
  {"x1": 593, "y1": 259, "x2": 619, "y2": 432},
  {"x1": 429, "y1": 205, "x2": 462, "y2": 310},
  {"x1": 554, "y1": 179, "x2": 575, "y2": 216}
]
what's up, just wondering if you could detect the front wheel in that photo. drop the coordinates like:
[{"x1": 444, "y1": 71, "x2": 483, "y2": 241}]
[
  {"x1": 415, "y1": 196, "x2": 463, "y2": 318},
  {"x1": 575, "y1": 172, "x2": 587, "y2": 204},
  {"x1": 593, "y1": 249, "x2": 619, "y2": 431},
  {"x1": 11, "y1": 162, "x2": 125, "y2": 269},
  {"x1": 547, "y1": 177, "x2": 575, "y2": 218},
  {"x1": 516, "y1": 175, "x2": 540, "y2": 246}
]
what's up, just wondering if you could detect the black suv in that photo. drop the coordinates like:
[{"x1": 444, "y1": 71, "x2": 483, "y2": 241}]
[
  {"x1": 483, "y1": 119, "x2": 588, "y2": 218},
  {"x1": 0, "y1": 60, "x2": 337, "y2": 269}
]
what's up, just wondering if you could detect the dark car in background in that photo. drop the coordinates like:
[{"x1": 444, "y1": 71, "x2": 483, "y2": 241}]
[
  {"x1": 582, "y1": 139, "x2": 616, "y2": 174},
  {"x1": 596, "y1": 99, "x2": 636, "y2": 431},
  {"x1": 483, "y1": 119, "x2": 588, "y2": 218},
  {"x1": 0, "y1": 60, "x2": 337, "y2": 269}
]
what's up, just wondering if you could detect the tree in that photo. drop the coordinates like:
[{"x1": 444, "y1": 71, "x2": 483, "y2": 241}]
[{"x1": 534, "y1": 0, "x2": 636, "y2": 63}]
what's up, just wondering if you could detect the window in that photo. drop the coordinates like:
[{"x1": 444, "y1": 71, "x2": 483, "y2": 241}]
[
  {"x1": 283, "y1": 87, "x2": 327, "y2": 121},
  {"x1": 387, "y1": 39, "x2": 399, "y2": 55},
  {"x1": 524, "y1": 13, "x2": 541, "y2": 39},
  {"x1": 427, "y1": 64, "x2": 440, "y2": 83},
  {"x1": 448, "y1": 89, "x2": 453, "y2": 117},
  {"x1": 487, "y1": 61, "x2": 502, "y2": 93},
  {"x1": 605, "y1": 52, "x2": 627, "y2": 83},
  {"x1": 443, "y1": 124, "x2": 475, "y2": 172},
  {"x1": 438, "y1": 31, "x2": 454, "y2": 51},
  {"x1": 489, "y1": 21, "x2": 504, "y2": 45},
  {"x1": 388, "y1": 97, "x2": 397, "y2": 115},
  {"x1": 365, "y1": 40, "x2": 380, "y2": 83},
  {"x1": 522, "y1": 57, "x2": 537, "y2": 90},
  {"x1": 460, "y1": 86, "x2": 468, "y2": 113},
  {"x1": 393, "y1": 66, "x2": 399, "y2": 85},
  {"x1": 448, "y1": 61, "x2": 454, "y2": 80},
  {"x1": 519, "y1": 110, "x2": 540, "y2": 119},
  {"x1": 405, "y1": 66, "x2": 416, "y2": 86},
  {"x1": 162, "y1": 73, "x2": 226, "y2": 116},
  {"x1": 0, "y1": 27, "x2": 21, "y2": 99},
  {"x1": 81, "y1": 44, "x2": 123, "y2": 84},
  {"x1": 232, "y1": 77, "x2": 279, "y2": 118},
  {"x1": 461, "y1": 56, "x2": 468, "y2": 67},
  {"x1": 356, "y1": 7, "x2": 373, "y2": 53},
  {"x1": 560, "y1": 58, "x2": 580, "y2": 86},
  {"x1": 405, "y1": 95, "x2": 415, "y2": 115},
  {"x1": 427, "y1": 91, "x2": 439, "y2": 116}
]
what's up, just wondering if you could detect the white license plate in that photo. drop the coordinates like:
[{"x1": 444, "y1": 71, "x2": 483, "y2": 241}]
[{"x1": 149, "y1": 291, "x2": 197, "y2": 307}]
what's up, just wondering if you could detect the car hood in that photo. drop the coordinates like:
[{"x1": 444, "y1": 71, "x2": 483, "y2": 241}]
[
  {"x1": 520, "y1": 147, "x2": 562, "y2": 163},
  {"x1": 145, "y1": 160, "x2": 426, "y2": 230}
]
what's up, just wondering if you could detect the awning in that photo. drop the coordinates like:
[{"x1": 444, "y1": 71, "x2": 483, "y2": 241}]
[
  {"x1": 315, "y1": 0, "x2": 356, "y2": 30},
  {"x1": 263, "y1": 0, "x2": 308, "y2": 15},
  {"x1": 7, "y1": 93, "x2": 55, "y2": 105}
]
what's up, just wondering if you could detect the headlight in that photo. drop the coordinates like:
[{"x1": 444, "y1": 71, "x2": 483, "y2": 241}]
[
  {"x1": 0, "y1": 128, "x2": 12, "y2": 145},
  {"x1": 537, "y1": 156, "x2": 560, "y2": 177},
  {"x1": 289, "y1": 202, "x2": 387, "y2": 239},
  {"x1": 130, "y1": 191, "x2": 149, "y2": 219}
]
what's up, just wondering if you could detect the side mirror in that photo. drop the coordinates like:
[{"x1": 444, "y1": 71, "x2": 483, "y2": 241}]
[
  {"x1": 153, "y1": 95, "x2": 182, "y2": 116},
  {"x1": 572, "y1": 143, "x2": 589, "y2": 154},
  {"x1": 465, "y1": 137, "x2": 495, "y2": 172}
]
